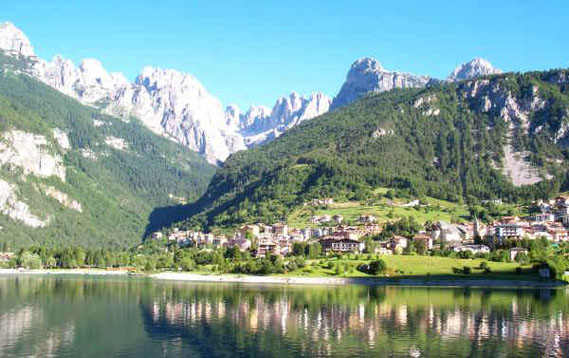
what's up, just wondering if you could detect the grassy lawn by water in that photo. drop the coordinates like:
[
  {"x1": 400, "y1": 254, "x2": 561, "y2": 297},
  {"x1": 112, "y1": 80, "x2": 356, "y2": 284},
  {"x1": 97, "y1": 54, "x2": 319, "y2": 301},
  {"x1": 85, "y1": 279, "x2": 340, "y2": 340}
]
[{"x1": 280, "y1": 255, "x2": 537, "y2": 281}]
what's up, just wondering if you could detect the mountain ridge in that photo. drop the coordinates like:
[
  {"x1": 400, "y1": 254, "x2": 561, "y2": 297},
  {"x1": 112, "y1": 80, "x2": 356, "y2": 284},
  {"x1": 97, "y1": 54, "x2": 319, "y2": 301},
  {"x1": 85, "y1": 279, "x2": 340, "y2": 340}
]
[
  {"x1": 0, "y1": 51, "x2": 216, "y2": 248},
  {"x1": 180, "y1": 68, "x2": 569, "y2": 230},
  {"x1": 0, "y1": 21, "x2": 505, "y2": 164}
]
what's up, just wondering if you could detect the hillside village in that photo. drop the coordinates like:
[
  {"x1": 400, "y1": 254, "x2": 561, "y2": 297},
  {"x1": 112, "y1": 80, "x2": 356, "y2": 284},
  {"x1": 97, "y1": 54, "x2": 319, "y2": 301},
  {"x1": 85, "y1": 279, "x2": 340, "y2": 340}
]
[{"x1": 151, "y1": 196, "x2": 569, "y2": 262}]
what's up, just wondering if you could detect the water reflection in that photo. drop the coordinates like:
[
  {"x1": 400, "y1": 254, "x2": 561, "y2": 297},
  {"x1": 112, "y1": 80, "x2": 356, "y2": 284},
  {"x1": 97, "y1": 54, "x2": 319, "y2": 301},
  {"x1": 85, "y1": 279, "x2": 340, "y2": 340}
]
[
  {"x1": 0, "y1": 276, "x2": 568, "y2": 357},
  {"x1": 140, "y1": 284, "x2": 569, "y2": 357}
]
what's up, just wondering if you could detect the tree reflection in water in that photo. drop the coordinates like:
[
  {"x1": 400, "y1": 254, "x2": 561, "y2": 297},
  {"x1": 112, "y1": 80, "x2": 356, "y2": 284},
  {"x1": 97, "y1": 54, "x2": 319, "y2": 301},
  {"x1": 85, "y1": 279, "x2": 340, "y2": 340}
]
[{"x1": 0, "y1": 276, "x2": 568, "y2": 357}]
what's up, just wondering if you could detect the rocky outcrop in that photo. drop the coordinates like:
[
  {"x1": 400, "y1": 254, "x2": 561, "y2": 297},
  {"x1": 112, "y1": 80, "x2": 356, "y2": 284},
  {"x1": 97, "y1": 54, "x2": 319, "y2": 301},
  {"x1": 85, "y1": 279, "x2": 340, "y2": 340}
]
[
  {"x1": 459, "y1": 78, "x2": 551, "y2": 186},
  {"x1": 0, "y1": 130, "x2": 66, "y2": 181},
  {"x1": 31, "y1": 56, "x2": 129, "y2": 104},
  {"x1": 53, "y1": 128, "x2": 71, "y2": 151},
  {"x1": 447, "y1": 58, "x2": 502, "y2": 82},
  {"x1": 26, "y1": 54, "x2": 331, "y2": 163},
  {"x1": 0, "y1": 179, "x2": 46, "y2": 227},
  {"x1": 104, "y1": 136, "x2": 128, "y2": 151},
  {"x1": 238, "y1": 92, "x2": 332, "y2": 146},
  {"x1": 331, "y1": 57, "x2": 430, "y2": 110},
  {"x1": 0, "y1": 22, "x2": 34, "y2": 58},
  {"x1": 42, "y1": 185, "x2": 82, "y2": 212}
]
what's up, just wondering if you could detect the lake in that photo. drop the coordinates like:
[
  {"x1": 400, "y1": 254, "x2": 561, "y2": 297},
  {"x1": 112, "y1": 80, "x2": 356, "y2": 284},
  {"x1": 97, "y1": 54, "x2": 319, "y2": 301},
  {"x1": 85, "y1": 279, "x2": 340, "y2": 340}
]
[{"x1": 0, "y1": 275, "x2": 568, "y2": 357}]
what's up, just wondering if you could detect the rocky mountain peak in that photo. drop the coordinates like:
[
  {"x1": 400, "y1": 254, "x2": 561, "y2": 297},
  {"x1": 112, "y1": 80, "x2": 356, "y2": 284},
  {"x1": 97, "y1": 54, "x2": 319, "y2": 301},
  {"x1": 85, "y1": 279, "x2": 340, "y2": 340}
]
[
  {"x1": 331, "y1": 56, "x2": 430, "y2": 110},
  {"x1": 349, "y1": 57, "x2": 384, "y2": 74},
  {"x1": 447, "y1": 57, "x2": 502, "y2": 82},
  {"x1": 0, "y1": 22, "x2": 34, "y2": 57}
]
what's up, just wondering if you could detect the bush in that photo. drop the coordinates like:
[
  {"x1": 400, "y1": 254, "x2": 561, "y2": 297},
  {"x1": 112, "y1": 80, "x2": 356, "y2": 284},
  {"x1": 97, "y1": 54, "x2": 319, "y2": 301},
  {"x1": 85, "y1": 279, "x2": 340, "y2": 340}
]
[
  {"x1": 462, "y1": 266, "x2": 472, "y2": 275},
  {"x1": 368, "y1": 260, "x2": 387, "y2": 275},
  {"x1": 357, "y1": 260, "x2": 387, "y2": 276},
  {"x1": 478, "y1": 261, "x2": 489, "y2": 270},
  {"x1": 179, "y1": 258, "x2": 196, "y2": 271},
  {"x1": 483, "y1": 267, "x2": 492, "y2": 274},
  {"x1": 20, "y1": 252, "x2": 42, "y2": 270}
]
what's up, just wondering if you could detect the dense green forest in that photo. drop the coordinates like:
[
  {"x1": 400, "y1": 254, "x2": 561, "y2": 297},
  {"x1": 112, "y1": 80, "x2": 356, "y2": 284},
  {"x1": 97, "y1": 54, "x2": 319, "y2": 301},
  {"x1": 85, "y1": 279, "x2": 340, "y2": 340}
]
[
  {"x1": 183, "y1": 69, "x2": 569, "y2": 230},
  {"x1": 0, "y1": 53, "x2": 216, "y2": 249}
]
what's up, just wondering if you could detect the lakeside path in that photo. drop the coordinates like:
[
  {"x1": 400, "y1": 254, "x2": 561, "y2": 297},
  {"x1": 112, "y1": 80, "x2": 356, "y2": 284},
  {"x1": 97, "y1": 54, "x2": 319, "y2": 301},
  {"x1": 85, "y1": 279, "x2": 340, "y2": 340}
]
[{"x1": 0, "y1": 269, "x2": 565, "y2": 288}]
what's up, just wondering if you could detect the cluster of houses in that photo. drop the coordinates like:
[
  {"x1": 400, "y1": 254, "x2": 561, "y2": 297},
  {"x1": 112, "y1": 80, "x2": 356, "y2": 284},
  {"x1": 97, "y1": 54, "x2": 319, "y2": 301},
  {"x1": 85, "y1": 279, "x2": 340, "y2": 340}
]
[
  {"x1": 152, "y1": 221, "x2": 381, "y2": 258},
  {"x1": 149, "y1": 196, "x2": 569, "y2": 260}
]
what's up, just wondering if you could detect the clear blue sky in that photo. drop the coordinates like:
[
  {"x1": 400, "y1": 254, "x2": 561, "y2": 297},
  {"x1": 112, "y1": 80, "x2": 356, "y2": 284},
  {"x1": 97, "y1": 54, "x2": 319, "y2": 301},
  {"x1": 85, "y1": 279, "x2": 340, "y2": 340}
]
[{"x1": 4, "y1": 0, "x2": 569, "y2": 109}]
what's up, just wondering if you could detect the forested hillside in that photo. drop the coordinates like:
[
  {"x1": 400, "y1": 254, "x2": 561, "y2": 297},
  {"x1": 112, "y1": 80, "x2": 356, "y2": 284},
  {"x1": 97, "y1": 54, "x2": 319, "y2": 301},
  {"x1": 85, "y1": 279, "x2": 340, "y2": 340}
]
[
  {"x1": 184, "y1": 69, "x2": 569, "y2": 229},
  {"x1": 0, "y1": 53, "x2": 216, "y2": 249}
]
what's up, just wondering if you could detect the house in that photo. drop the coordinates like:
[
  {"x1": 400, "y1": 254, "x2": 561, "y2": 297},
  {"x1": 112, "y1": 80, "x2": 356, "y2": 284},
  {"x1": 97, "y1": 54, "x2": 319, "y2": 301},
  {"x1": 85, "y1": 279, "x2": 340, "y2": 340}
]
[
  {"x1": 311, "y1": 215, "x2": 331, "y2": 224},
  {"x1": 212, "y1": 237, "x2": 228, "y2": 247},
  {"x1": 150, "y1": 232, "x2": 163, "y2": 240},
  {"x1": 494, "y1": 224, "x2": 524, "y2": 240},
  {"x1": 223, "y1": 238, "x2": 251, "y2": 252},
  {"x1": 0, "y1": 252, "x2": 14, "y2": 262},
  {"x1": 509, "y1": 247, "x2": 528, "y2": 261},
  {"x1": 331, "y1": 229, "x2": 361, "y2": 241},
  {"x1": 308, "y1": 198, "x2": 334, "y2": 206},
  {"x1": 460, "y1": 245, "x2": 490, "y2": 254},
  {"x1": 412, "y1": 234, "x2": 433, "y2": 250},
  {"x1": 319, "y1": 238, "x2": 365, "y2": 253},
  {"x1": 554, "y1": 204, "x2": 569, "y2": 220},
  {"x1": 301, "y1": 228, "x2": 312, "y2": 241},
  {"x1": 270, "y1": 223, "x2": 288, "y2": 237},
  {"x1": 332, "y1": 215, "x2": 344, "y2": 224},
  {"x1": 168, "y1": 229, "x2": 192, "y2": 246},
  {"x1": 527, "y1": 213, "x2": 555, "y2": 222},
  {"x1": 239, "y1": 224, "x2": 260, "y2": 238},
  {"x1": 363, "y1": 224, "x2": 382, "y2": 236},
  {"x1": 500, "y1": 216, "x2": 520, "y2": 224},
  {"x1": 390, "y1": 235, "x2": 408, "y2": 251},
  {"x1": 548, "y1": 228, "x2": 568, "y2": 242},
  {"x1": 359, "y1": 214, "x2": 377, "y2": 223},
  {"x1": 375, "y1": 246, "x2": 393, "y2": 255},
  {"x1": 256, "y1": 239, "x2": 280, "y2": 257}
]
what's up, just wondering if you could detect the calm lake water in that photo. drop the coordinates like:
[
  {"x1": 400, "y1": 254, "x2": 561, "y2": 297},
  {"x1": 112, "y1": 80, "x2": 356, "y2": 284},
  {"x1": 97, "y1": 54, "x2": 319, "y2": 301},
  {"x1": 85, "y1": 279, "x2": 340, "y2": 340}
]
[{"x1": 0, "y1": 275, "x2": 568, "y2": 357}]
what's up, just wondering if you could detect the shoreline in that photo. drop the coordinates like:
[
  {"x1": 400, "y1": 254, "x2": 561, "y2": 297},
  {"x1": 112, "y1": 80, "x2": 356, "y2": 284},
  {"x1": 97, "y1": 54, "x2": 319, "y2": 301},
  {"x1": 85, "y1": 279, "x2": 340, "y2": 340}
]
[
  {"x1": 0, "y1": 269, "x2": 564, "y2": 288},
  {"x1": 150, "y1": 272, "x2": 566, "y2": 288},
  {"x1": 0, "y1": 268, "x2": 130, "y2": 276}
]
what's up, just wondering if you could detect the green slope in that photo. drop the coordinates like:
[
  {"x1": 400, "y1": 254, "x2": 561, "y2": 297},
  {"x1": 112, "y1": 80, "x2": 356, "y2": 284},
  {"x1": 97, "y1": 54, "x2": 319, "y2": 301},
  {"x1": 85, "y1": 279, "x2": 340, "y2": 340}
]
[
  {"x1": 0, "y1": 53, "x2": 216, "y2": 249},
  {"x1": 184, "y1": 69, "x2": 569, "y2": 230}
]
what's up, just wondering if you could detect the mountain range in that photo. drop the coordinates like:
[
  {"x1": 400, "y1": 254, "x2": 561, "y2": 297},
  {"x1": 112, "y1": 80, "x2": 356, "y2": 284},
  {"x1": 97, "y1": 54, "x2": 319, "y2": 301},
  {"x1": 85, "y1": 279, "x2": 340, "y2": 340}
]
[
  {"x1": 3, "y1": 20, "x2": 563, "y2": 245},
  {"x1": 0, "y1": 21, "x2": 503, "y2": 164}
]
